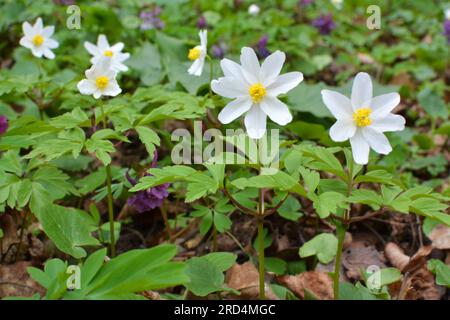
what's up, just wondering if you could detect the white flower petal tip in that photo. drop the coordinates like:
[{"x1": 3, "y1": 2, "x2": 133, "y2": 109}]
[
  {"x1": 20, "y1": 17, "x2": 58, "y2": 60},
  {"x1": 322, "y1": 72, "x2": 406, "y2": 165},
  {"x1": 212, "y1": 47, "x2": 301, "y2": 138},
  {"x1": 187, "y1": 30, "x2": 207, "y2": 76},
  {"x1": 85, "y1": 34, "x2": 130, "y2": 73}
]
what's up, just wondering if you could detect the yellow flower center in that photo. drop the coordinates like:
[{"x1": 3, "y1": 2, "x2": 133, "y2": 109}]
[
  {"x1": 249, "y1": 83, "x2": 266, "y2": 103},
  {"x1": 188, "y1": 47, "x2": 201, "y2": 61},
  {"x1": 32, "y1": 34, "x2": 44, "y2": 46},
  {"x1": 353, "y1": 108, "x2": 372, "y2": 127},
  {"x1": 95, "y1": 76, "x2": 109, "y2": 89},
  {"x1": 104, "y1": 50, "x2": 113, "y2": 57}
]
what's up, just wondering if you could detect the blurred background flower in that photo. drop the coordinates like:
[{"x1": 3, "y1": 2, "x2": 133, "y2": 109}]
[
  {"x1": 197, "y1": 15, "x2": 207, "y2": 29},
  {"x1": 311, "y1": 14, "x2": 336, "y2": 35},
  {"x1": 140, "y1": 7, "x2": 165, "y2": 30},
  {"x1": 0, "y1": 116, "x2": 8, "y2": 134},
  {"x1": 256, "y1": 34, "x2": 270, "y2": 58}
]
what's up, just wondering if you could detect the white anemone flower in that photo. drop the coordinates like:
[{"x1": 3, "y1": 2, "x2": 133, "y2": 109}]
[
  {"x1": 19, "y1": 17, "x2": 59, "y2": 59},
  {"x1": 445, "y1": 8, "x2": 450, "y2": 20},
  {"x1": 84, "y1": 34, "x2": 130, "y2": 72},
  {"x1": 77, "y1": 58, "x2": 121, "y2": 99},
  {"x1": 212, "y1": 47, "x2": 303, "y2": 139},
  {"x1": 330, "y1": 0, "x2": 343, "y2": 9},
  {"x1": 188, "y1": 30, "x2": 207, "y2": 76},
  {"x1": 248, "y1": 4, "x2": 260, "y2": 16},
  {"x1": 321, "y1": 72, "x2": 405, "y2": 165}
]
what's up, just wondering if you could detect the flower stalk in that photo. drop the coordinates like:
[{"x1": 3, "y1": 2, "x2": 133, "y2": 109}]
[
  {"x1": 257, "y1": 188, "x2": 265, "y2": 300},
  {"x1": 100, "y1": 102, "x2": 116, "y2": 257}
]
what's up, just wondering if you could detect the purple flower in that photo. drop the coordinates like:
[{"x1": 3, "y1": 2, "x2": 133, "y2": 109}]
[
  {"x1": 444, "y1": 20, "x2": 450, "y2": 44},
  {"x1": 0, "y1": 116, "x2": 8, "y2": 135},
  {"x1": 53, "y1": 0, "x2": 76, "y2": 5},
  {"x1": 140, "y1": 7, "x2": 165, "y2": 30},
  {"x1": 311, "y1": 14, "x2": 336, "y2": 35},
  {"x1": 197, "y1": 15, "x2": 207, "y2": 29},
  {"x1": 299, "y1": 0, "x2": 314, "y2": 6},
  {"x1": 126, "y1": 150, "x2": 169, "y2": 213},
  {"x1": 211, "y1": 42, "x2": 227, "y2": 59},
  {"x1": 256, "y1": 34, "x2": 271, "y2": 59}
]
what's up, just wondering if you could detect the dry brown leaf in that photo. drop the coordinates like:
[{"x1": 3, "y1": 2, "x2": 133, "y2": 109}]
[
  {"x1": 225, "y1": 262, "x2": 277, "y2": 300},
  {"x1": 342, "y1": 240, "x2": 386, "y2": 280},
  {"x1": 385, "y1": 242, "x2": 410, "y2": 271},
  {"x1": 428, "y1": 225, "x2": 450, "y2": 250},
  {"x1": 0, "y1": 261, "x2": 44, "y2": 298},
  {"x1": 277, "y1": 271, "x2": 333, "y2": 300}
]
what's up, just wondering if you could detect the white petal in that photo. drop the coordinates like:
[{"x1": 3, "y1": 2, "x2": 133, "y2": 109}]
[
  {"x1": 211, "y1": 78, "x2": 247, "y2": 98},
  {"x1": 361, "y1": 127, "x2": 392, "y2": 155},
  {"x1": 113, "y1": 61, "x2": 128, "y2": 72},
  {"x1": 321, "y1": 89, "x2": 353, "y2": 120},
  {"x1": 34, "y1": 18, "x2": 43, "y2": 33},
  {"x1": 22, "y1": 21, "x2": 34, "y2": 37},
  {"x1": 370, "y1": 93, "x2": 401, "y2": 119},
  {"x1": 199, "y1": 30, "x2": 207, "y2": 48},
  {"x1": 103, "y1": 81, "x2": 122, "y2": 97},
  {"x1": 329, "y1": 120, "x2": 356, "y2": 142},
  {"x1": 93, "y1": 90, "x2": 102, "y2": 99},
  {"x1": 244, "y1": 105, "x2": 267, "y2": 139},
  {"x1": 260, "y1": 50, "x2": 285, "y2": 86},
  {"x1": 370, "y1": 114, "x2": 405, "y2": 133},
  {"x1": 240, "y1": 47, "x2": 260, "y2": 84},
  {"x1": 266, "y1": 72, "x2": 303, "y2": 96},
  {"x1": 260, "y1": 96, "x2": 292, "y2": 126},
  {"x1": 349, "y1": 130, "x2": 370, "y2": 165},
  {"x1": 97, "y1": 34, "x2": 110, "y2": 51},
  {"x1": 45, "y1": 38, "x2": 59, "y2": 49},
  {"x1": 110, "y1": 42, "x2": 124, "y2": 52},
  {"x1": 220, "y1": 59, "x2": 245, "y2": 80},
  {"x1": 31, "y1": 47, "x2": 44, "y2": 58},
  {"x1": 188, "y1": 58, "x2": 202, "y2": 76},
  {"x1": 19, "y1": 37, "x2": 32, "y2": 49},
  {"x1": 116, "y1": 52, "x2": 130, "y2": 63},
  {"x1": 41, "y1": 26, "x2": 54, "y2": 37},
  {"x1": 77, "y1": 79, "x2": 96, "y2": 95},
  {"x1": 218, "y1": 97, "x2": 253, "y2": 124},
  {"x1": 351, "y1": 72, "x2": 372, "y2": 109},
  {"x1": 84, "y1": 41, "x2": 99, "y2": 56},
  {"x1": 43, "y1": 48, "x2": 55, "y2": 59}
]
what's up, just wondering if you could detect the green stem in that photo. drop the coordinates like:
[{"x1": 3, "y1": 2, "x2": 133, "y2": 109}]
[
  {"x1": 257, "y1": 188, "x2": 265, "y2": 300},
  {"x1": 105, "y1": 165, "x2": 116, "y2": 257},
  {"x1": 100, "y1": 102, "x2": 116, "y2": 257},
  {"x1": 160, "y1": 200, "x2": 172, "y2": 241},
  {"x1": 333, "y1": 222, "x2": 346, "y2": 300},
  {"x1": 206, "y1": 55, "x2": 213, "y2": 98},
  {"x1": 212, "y1": 225, "x2": 218, "y2": 252}
]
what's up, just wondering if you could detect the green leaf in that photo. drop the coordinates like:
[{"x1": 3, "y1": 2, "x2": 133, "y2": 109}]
[
  {"x1": 428, "y1": 259, "x2": 450, "y2": 288},
  {"x1": 265, "y1": 257, "x2": 287, "y2": 275},
  {"x1": 312, "y1": 191, "x2": 347, "y2": 218},
  {"x1": 277, "y1": 195, "x2": 303, "y2": 221},
  {"x1": 37, "y1": 204, "x2": 100, "y2": 259},
  {"x1": 213, "y1": 212, "x2": 232, "y2": 233},
  {"x1": 347, "y1": 189, "x2": 383, "y2": 210},
  {"x1": 418, "y1": 87, "x2": 448, "y2": 120},
  {"x1": 299, "y1": 233, "x2": 338, "y2": 264},
  {"x1": 85, "y1": 138, "x2": 115, "y2": 166},
  {"x1": 199, "y1": 210, "x2": 213, "y2": 236},
  {"x1": 202, "y1": 252, "x2": 237, "y2": 272},
  {"x1": 50, "y1": 108, "x2": 90, "y2": 129},
  {"x1": 185, "y1": 257, "x2": 225, "y2": 296},
  {"x1": 130, "y1": 165, "x2": 196, "y2": 191},
  {"x1": 135, "y1": 125, "x2": 160, "y2": 155}
]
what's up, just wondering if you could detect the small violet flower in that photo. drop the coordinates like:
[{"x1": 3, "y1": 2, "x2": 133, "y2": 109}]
[
  {"x1": 256, "y1": 34, "x2": 271, "y2": 59},
  {"x1": 197, "y1": 15, "x2": 207, "y2": 29},
  {"x1": 0, "y1": 116, "x2": 8, "y2": 135},
  {"x1": 444, "y1": 20, "x2": 450, "y2": 44},
  {"x1": 311, "y1": 14, "x2": 336, "y2": 35},
  {"x1": 299, "y1": 0, "x2": 314, "y2": 6},
  {"x1": 211, "y1": 42, "x2": 227, "y2": 59},
  {"x1": 126, "y1": 152, "x2": 169, "y2": 213},
  {"x1": 140, "y1": 7, "x2": 165, "y2": 30}
]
